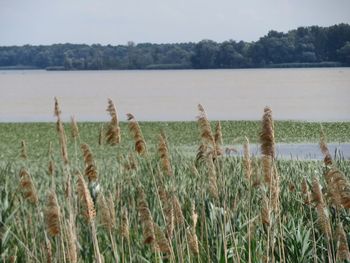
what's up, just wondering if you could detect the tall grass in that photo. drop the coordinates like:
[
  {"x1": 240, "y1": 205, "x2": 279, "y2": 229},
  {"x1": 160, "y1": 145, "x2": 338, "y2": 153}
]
[{"x1": 0, "y1": 100, "x2": 349, "y2": 262}]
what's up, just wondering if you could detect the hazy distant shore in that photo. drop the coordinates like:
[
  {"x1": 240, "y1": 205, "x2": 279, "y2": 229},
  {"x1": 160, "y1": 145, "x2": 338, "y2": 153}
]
[{"x1": 1, "y1": 24, "x2": 349, "y2": 71}]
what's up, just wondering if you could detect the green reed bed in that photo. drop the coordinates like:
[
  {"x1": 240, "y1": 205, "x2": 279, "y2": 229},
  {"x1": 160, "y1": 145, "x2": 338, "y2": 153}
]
[{"x1": 0, "y1": 103, "x2": 350, "y2": 262}]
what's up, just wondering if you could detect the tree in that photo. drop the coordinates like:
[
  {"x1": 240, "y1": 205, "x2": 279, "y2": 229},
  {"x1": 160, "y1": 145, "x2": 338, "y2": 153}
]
[
  {"x1": 191, "y1": 40, "x2": 219, "y2": 69},
  {"x1": 217, "y1": 41, "x2": 247, "y2": 68},
  {"x1": 338, "y1": 42, "x2": 350, "y2": 65}
]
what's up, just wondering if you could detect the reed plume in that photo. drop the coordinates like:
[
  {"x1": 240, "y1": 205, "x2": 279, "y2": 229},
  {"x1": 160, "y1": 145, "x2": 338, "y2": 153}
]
[
  {"x1": 127, "y1": 113, "x2": 146, "y2": 155},
  {"x1": 195, "y1": 143, "x2": 208, "y2": 166},
  {"x1": 312, "y1": 177, "x2": 325, "y2": 206},
  {"x1": 105, "y1": 98, "x2": 121, "y2": 145},
  {"x1": 312, "y1": 178, "x2": 331, "y2": 238},
  {"x1": 214, "y1": 121, "x2": 223, "y2": 146},
  {"x1": 173, "y1": 195, "x2": 184, "y2": 226},
  {"x1": 107, "y1": 194, "x2": 116, "y2": 227},
  {"x1": 44, "y1": 190, "x2": 61, "y2": 237},
  {"x1": 54, "y1": 98, "x2": 69, "y2": 164},
  {"x1": 271, "y1": 166, "x2": 280, "y2": 212},
  {"x1": 336, "y1": 223, "x2": 350, "y2": 261},
  {"x1": 54, "y1": 97, "x2": 61, "y2": 117},
  {"x1": 320, "y1": 128, "x2": 332, "y2": 166},
  {"x1": 197, "y1": 104, "x2": 217, "y2": 157},
  {"x1": 154, "y1": 223, "x2": 171, "y2": 254},
  {"x1": 158, "y1": 133, "x2": 173, "y2": 176},
  {"x1": 187, "y1": 228, "x2": 199, "y2": 255},
  {"x1": 70, "y1": 116, "x2": 79, "y2": 139},
  {"x1": 214, "y1": 121, "x2": 223, "y2": 156},
  {"x1": 81, "y1": 143, "x2": 98, "y2": 182},
  {"x1": 261, "y1": 155, "x2": 273, "y2": 184},
  {"x1": 187, "y1": 202, "x2": 199, "y2": 255},
  {"x1": 76, "y1": 173, "x2": 96, "y2": 221},
  {"x1": 316, "y1": 204, "x2": 331, "y2": 238},
  {"x1": 158, "y1": 186, "x2": 174, "y2": 239},
  {"x1": 20, "y1": 140, "x2": 28, "y2": 160},
  {"x1": 260, "y1": 106, "x2": 275, "y2": 159},
  {"x1": 66, "y1": 221, "x2": 78, "y2": 263},
  {"x1": 77, "y1": 173, "x2": 102, "y2": 262},
  {"x1": 325, "y1": 168, "x2": 350, "y2": 209},
  {"x1": 120, "y1": 206, "x2": 130, "y2": 241},
  {"x1": 45, "y1": 239, "x2": 52, "y2": 263},
  {"x1": 19, "y1": 168, "x2": 38, "y2": 205},
  {"x1": 261, "y1": 195, "x2": 270, "y2": 226},
  {"x1": 138, "y1": 188, "x2": 155, "y2": 244},
  {"x1": 97, "y1": 194, "x2": 115, "y2": 231},
  {"x1": 260, "y1": 107, "x2": 276, "y2": 188}
]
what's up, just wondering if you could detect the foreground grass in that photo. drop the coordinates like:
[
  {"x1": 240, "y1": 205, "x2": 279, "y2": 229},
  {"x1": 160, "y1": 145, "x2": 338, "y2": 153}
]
[{"x1": 0, "y1": 119, "x2": 350, "y2": 262}]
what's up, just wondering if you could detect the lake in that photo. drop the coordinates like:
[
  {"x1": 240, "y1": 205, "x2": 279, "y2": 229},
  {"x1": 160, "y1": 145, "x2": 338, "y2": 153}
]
[{"x1": 0, "y1": 68, "x2": 349, "y2": 122}]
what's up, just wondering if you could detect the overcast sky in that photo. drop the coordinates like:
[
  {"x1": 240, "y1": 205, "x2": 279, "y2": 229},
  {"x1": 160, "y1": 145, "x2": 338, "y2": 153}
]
[{"x1": 1, "y1": 0, "x2": 350, "y2": 46}]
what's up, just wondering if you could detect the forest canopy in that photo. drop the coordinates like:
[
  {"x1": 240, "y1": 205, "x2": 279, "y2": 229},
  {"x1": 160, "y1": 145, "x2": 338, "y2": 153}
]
[{"x1": 0, "y1": 24, "x2": 349, "y2": 70}]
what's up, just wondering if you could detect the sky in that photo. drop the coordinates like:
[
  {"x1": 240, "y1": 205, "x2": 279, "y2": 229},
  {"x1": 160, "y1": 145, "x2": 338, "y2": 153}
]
[{"x1": 0, "y1": 0, "x2": 350, "y2": 46}]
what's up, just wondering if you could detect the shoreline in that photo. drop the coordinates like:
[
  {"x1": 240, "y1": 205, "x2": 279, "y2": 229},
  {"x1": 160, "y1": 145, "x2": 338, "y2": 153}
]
[{"x1": 0, "y1": 63, "x2": 348, "y2": 71}]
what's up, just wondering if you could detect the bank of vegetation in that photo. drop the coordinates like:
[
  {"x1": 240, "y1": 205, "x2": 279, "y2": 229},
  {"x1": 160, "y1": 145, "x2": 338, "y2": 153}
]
[{"x1": 0, "y1": 24, "x2": 350, "y2": 70}]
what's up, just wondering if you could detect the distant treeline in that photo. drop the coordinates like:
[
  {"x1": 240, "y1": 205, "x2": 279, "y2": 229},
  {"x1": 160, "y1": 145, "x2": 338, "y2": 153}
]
[{"x1": 1, "y1": 23, "x2": 350, "y2": 70}]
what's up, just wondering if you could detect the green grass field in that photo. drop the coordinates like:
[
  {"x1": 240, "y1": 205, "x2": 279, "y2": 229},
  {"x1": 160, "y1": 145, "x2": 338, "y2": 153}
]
[
  {"x1": 0, "y1": 118, "x2": 350, "y2": 262},
  {"x1": 1, "y1": 120, "x2": 350, "y2": 161}
]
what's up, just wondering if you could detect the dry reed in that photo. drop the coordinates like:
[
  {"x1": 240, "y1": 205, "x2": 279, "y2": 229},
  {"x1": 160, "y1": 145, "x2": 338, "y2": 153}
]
[
  {"x1": 44, "y1": 190, "x2": 61, "y2": 237},
  {"x1": 154, "y1": 223, "x2": 171, "y2": 254},
  {"x1": 66, "y1": 221, "x2": 78, "y2": 263},
  {"x1": 158, "y1": 133, "x2": 173, "y2": 176},
  {"x1": 76, "y1": 173, "x2": 96, "y2": 221},
  {"x1": 320, "y1": 129, "x2": 332, "y2": 166},
  {"x1": 260, "y1": 106, "x2": 275, "y2": 159},
  {"x1": 197, "y1": 104, "x2": 217, "y2": 157},
  {"x1": 81, "y1": 143, "x2": 98, "y2": 182},
  {"x1": 106, "y1": 98, "x2": 121, "y2": 145},
  {"x1": 97, "y1": 194, "x2": 115, "y2": 231},
  {"x1": 138, "y1": 188, "x2": 155, "y2": 244},
  {"x1": 19, "y1": 168, "x2": 38, "y2": 205},
  {"x1": 54, "y1": 98, "x2": 69, "y2": 164},
  {"x1": 336, "y1": 223, "x2": 350, "y2": 261},
  {"x1": 173, "y1": 196, "x2": 184, "y2": 226},
  {"x1": 187, "y1": 202, "x2": 199, "y2": 255},
  {"x1": 127, "y1": 113, "x2": 146, "y2": 155},
  {"x1": 70, "y1": 116, "x2": 79, "y2": 139}
]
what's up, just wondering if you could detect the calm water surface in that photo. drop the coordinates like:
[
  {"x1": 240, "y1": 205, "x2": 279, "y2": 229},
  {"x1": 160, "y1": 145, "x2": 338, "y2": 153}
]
[{"x1": 0, "y1": 68, "x2": 349, "y2": 122}]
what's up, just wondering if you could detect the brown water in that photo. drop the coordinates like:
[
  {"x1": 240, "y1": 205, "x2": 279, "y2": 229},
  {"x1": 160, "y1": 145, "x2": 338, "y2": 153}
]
[{"x1": 0, "y1": 68, "x2": 349, "y2": 122}]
